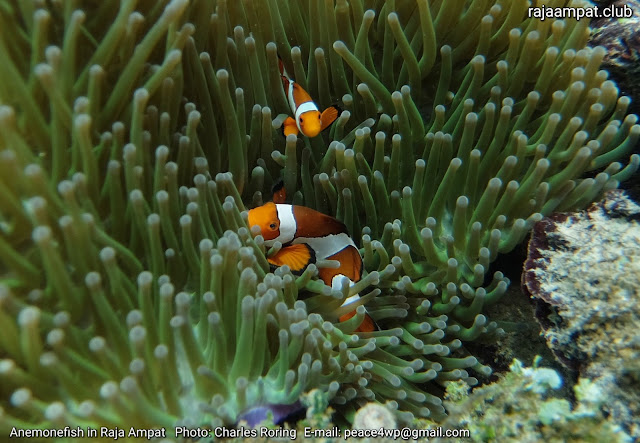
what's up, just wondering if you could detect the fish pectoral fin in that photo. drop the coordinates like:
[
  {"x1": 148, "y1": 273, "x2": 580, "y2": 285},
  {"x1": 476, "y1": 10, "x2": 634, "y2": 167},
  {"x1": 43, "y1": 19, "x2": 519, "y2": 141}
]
[
  {"x1": 320, "y1": 106, "x2": 340, "y2": 131},
  {"x1": 267, "y1": 243, "x2": 316, "y2": 273},
  {"x1": 283, "y1": 117, "x2": 299, "y2": 136}
]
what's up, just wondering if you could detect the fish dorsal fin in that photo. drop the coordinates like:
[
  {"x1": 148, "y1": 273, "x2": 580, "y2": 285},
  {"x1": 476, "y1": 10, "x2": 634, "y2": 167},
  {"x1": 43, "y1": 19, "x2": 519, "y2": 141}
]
[
  {"x1": 267, "y1": 243, "x2": 315, "y2": 273},
  {"x1": 281, "y1": 74, "x2": 290, "y2": 91},
  {"x1": 272, "y1": 179, "x2": 287, "y2": 204},
  {"x1": 320, "y1": 106, "x2": 340, "y2": 131},
  {"x1": 278, "y1": 56, "x2": 288, "y2": 78}
]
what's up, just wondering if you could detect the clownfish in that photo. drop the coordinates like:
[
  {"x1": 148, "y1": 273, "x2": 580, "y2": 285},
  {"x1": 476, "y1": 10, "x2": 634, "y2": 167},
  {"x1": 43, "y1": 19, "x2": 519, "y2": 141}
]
[
  {"x1": 279, "y1": 58, "x2": 340, "y2": 138},
  {"x1": 247, "y1": 199, "x2": 377, "y2": 333}
]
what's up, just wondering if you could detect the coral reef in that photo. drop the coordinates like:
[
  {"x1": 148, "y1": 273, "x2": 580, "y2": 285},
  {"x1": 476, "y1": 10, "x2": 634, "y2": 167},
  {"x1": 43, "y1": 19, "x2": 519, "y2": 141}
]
[
  {"x1": 434, "y1": 357, "x2": 631, "y2": 443},
  {"x1": 0, "y1": 0, "x2": 639, "y2": 437},
  {"x1": 523, "y1": 190, "x2": 640, "y2": 438}
]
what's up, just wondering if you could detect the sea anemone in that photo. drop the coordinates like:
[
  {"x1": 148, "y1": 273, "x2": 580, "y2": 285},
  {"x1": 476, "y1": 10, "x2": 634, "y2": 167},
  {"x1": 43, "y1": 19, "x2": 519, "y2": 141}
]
[{"x1": 0, "y1": 0, "x2": 638, "y2": 436}]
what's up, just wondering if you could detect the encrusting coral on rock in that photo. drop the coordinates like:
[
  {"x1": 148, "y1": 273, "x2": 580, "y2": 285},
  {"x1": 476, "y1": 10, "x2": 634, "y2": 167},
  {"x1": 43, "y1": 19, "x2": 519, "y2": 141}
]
[
  {"x1": 523, "y1": 190, "x2": 640, "y2": 439},
  {"x1": 433, "y1": 357, "x2": 631, "y2": 443},
  {"x1": 0, "y1": 0, "x2": 639, "y2": 437}
]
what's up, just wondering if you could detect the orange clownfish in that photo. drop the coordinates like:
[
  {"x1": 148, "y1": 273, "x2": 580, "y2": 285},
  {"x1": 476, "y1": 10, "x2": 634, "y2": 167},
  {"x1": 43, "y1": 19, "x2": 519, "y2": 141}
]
[
  {"x1": 248, "y1": 202, "x2": 377, "y2": 332},
  {"x1": 279, "y1": 59, "x2": 340, "y2": 138}
]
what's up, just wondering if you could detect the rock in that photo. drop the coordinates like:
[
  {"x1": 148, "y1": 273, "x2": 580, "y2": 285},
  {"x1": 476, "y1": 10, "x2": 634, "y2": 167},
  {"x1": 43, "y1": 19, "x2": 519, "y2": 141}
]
[{"x1": 522, "y1": 190, "x2": 640, "y2": 439}]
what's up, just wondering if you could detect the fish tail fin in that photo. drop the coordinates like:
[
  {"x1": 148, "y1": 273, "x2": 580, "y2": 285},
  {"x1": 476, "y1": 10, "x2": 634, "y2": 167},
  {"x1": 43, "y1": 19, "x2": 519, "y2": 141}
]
[
  {"x1": 334, "y1": 275, "x2": 379, "y2": 333},
  {"x1": 361, "y1": 312, "x2": 380, "y2": 332},
  {"x1": 338, "y1": 309, "x2": 379, "y2": 333}
]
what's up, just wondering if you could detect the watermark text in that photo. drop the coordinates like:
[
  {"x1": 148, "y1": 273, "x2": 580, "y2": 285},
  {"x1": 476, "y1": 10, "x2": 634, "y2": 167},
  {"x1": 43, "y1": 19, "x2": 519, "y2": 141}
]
[{"x1": 528, "y1": 4, "x2": 634, "y2": 21}]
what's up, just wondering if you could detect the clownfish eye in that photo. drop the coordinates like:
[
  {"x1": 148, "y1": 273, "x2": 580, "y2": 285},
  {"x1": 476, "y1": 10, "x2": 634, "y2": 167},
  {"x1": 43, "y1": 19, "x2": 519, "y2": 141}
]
[
  {"x1": 299, "y1": 117, "x2": 303, "y2": 123},
  {"x1": 269, "y1": 223, "x2": 277, "y2": 230}
]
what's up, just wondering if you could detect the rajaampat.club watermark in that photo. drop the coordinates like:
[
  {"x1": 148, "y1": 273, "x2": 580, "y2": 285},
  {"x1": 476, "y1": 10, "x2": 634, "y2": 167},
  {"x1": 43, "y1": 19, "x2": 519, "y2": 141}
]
[{"x1": 528, "y1": 3, "x2": 634, "y2": 21}]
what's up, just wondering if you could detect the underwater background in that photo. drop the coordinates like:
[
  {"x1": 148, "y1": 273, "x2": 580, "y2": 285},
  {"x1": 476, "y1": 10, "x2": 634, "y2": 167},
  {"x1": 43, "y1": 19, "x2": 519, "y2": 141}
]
[{"x1": 0, "y1": 0, "x2": 638, "y2": 441}]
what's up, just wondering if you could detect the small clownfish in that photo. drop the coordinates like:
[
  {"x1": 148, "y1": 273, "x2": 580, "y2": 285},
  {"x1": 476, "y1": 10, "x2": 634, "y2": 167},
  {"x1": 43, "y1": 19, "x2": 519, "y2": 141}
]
[
  {"x1": 279, "y1": 58, "x2": 340, "y2": 138},
  {"x1": 247, "y1": 200, "x2": 377, "y2": 333}
]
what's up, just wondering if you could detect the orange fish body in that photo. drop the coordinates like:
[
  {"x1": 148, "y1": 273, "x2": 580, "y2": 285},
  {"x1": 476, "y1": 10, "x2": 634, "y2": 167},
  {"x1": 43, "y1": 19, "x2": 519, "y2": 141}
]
[
  {"x1": 248, "y1": 202, "x2": 376, "y2": 332},
  {"x1": 279, "y1": 59, "x2": 339, "y2": 138}
]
